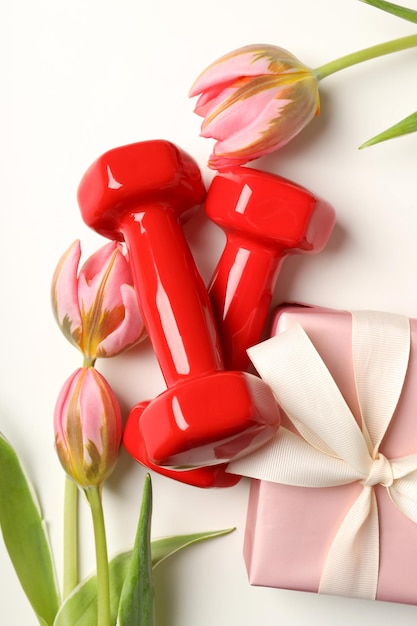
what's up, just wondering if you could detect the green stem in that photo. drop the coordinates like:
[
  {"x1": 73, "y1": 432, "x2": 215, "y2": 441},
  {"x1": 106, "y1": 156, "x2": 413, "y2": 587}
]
[
  {"x1": 83, "y1": 356, "x2": 96, "y2": 368},
  {"x1": 63, "y1": 476, "x2": 79, "y2": 598},
  {"x1": 85, "y1": 486, "x2": 111, "y2": 626},
  {"x1": 315, "y1": 33, "x2": 417, "y2": 80}
]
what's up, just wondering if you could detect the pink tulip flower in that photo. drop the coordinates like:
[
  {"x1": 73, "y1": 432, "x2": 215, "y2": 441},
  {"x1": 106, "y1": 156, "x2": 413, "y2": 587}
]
[
  {"x1": 189, "y1": 44, "x2": 320, "y2": 169},
  {"x1": 52, "y1": 240, "x2": 146, "y2": 363},
  {"x1": 54, "y1": 367, "x2": 122, "y2": 487}
]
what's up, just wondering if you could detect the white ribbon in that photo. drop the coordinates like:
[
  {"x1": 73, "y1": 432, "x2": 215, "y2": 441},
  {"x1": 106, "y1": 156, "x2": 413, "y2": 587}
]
[{"x1": 229, "y1": 311, "x2": 417, "y2": 599}]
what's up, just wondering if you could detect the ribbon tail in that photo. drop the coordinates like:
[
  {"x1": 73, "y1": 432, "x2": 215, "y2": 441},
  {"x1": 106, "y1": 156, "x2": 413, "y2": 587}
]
[{"x1": 319, "y1": 487, "x2": 379, "y2": 600}]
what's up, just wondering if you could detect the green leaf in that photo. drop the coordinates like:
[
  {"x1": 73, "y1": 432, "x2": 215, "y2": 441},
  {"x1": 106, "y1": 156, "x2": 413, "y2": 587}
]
[
  {"x1": 359, "y1": 0, "x2": 417, "y2": 23},
  {"x1": 151, "y1": 527, "x2": 235, "y2": 569},
  {"x1": 0, "y1": 432, "x2": 60, "y2": 626},
  {"x1": 54, "y1": 552, "x2": 131, "y2": 626},
  {"x1": 118, "y1": 473, "x2": 154, "y2": 626},
  {"x1": 359, "y1": 110, "x2": 417, "y2": 147},
  {"x1": 54, "y1": 527, "x2": 235, "y2": 625}
]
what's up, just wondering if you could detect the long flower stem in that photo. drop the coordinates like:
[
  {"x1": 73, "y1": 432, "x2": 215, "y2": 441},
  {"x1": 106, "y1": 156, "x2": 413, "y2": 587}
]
[
  {"x1": 315, "y1": 33, "x2": 417, "y2": 80},
  {"x1": 63, "y1": 476, "x2": 79, "y2": 598},
  {"x1": 85, "y1": 486, "x2": 111, "y2": 626}
]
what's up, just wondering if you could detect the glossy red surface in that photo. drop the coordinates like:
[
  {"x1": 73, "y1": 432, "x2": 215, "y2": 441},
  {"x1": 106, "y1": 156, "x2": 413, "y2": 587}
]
[
  {"x1": 77, "y1": 140, "x2": 205, "y2": 241},
  {"x1": 121, "y1": 208, "x2": 224, "y2": 387},
  {"x1": 77, "y1": 141, "x2": 281, "y2": 488},
  {"x1": 138, "y1": 370, "x2": 280, "y2": 467},
  {"x1": 123, "y1": 402, "x2": 241, "y2": 488},
  {"x1": 206, "y1": 166, "x2": 336, "y2": 371}
]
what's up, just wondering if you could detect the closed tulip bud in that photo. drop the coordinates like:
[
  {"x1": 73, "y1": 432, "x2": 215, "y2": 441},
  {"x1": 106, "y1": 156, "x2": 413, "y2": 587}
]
[
  {"x1": 51, "y1": 240, "x2": 146, "y2": 363},
  {"x1": 54, "y1": 367, "x2": 122, "y2": 487},
  {"x1": 189, "y1": 44, "x2": 319, "y2": 169}
]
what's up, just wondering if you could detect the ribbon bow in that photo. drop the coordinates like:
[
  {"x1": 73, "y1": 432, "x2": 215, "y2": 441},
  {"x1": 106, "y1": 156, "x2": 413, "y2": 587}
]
[{"x1": 229, "y1": 311, "x2": 417, "y2": 599}]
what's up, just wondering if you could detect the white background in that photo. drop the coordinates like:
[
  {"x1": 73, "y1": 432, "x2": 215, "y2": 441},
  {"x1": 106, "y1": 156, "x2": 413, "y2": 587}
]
[{"x1": 2, "y1": 0, "x2": 417, "y2": 624}]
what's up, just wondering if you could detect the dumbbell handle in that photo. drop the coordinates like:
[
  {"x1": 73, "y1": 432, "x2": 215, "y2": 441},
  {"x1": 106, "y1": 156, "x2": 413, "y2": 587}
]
[
  {"x1": 209, "y1": 236, "x2": 285, "y2": 371},
  {"x1": 121, "y1": 206, "x2": 223, "y2": 387}
]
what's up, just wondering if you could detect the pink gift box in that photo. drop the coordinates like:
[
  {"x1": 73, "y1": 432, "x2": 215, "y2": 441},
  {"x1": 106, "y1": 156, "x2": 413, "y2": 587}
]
[{"x1": 241, "y1": 304, "x2": 417, "y2": 605}]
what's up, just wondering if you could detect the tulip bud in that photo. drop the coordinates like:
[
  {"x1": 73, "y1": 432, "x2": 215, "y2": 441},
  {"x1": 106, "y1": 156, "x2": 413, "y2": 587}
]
[
  {"x1": 51, "y1": 240, "x2": 146, "y2": 362},
  {"x1": 189, "y1": 44, "x2": 320, "y2": 169},
  {"x1": 54, "y1": 367, "x2": 122, "y2": 487}
]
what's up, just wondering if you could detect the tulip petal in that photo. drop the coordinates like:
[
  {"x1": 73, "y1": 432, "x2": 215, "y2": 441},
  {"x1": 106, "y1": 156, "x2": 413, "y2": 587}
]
[
  {"x1": 194, "y1": 84, "x2": 237, "y2": 118},
  {"x1": 54, "y1": 369, "x2": 85, "y2": 481},
  {"x1": 209, "y1": 86, "x2": 315, "y2": 160},
  {"x1": 54, "y1": 368, "x2": 122, "y2": 487},
  {"x1": 100, "y1": 249, "x2": 135, "y2": 313},
  {"x1": 189, "y1": 44, "x2": 303, "y2": 96},
  {"x1": 78, "y1": 369, "x2": 107, "y2": 456},
  {"x1": 190, "y1": 43, "x2": 319, "y2": 168},
  {"x1": 53, "y1": 240, "x2": 144, "y2": 359},
  {"x1": 78, "y1": 242, "x2": 119, "y2": 314},
  {"x1": 75, "y1": 243, "x2": 144, "y2": 359},
  {"x1": 96, "y1": 284, "x2": 145, "y2": 358},
  {"x1": 202, "y1": 80, "x2": 293, "y2": 141},
  {"x1": 51, "y1": 240, "x2": 82, "y2": 345},
  {"x1": 80, "y1": 240, "x2": 117, "y2": 278}
]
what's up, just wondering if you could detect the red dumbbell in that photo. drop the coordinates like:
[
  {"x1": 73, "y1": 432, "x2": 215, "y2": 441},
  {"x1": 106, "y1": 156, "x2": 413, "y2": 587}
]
[
  {"x1": 206, "y1": 166, "x2": 336, "y2": 371},
  {"x1": 77, "y1": 141, "x2": 281, "y2": 487}
]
